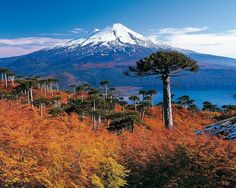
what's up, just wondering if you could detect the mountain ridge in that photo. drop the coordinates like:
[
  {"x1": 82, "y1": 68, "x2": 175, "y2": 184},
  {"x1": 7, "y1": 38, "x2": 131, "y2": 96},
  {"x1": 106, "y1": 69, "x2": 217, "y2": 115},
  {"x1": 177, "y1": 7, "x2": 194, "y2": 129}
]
[{"x1": 0, "y1": 23, "x2": 236, "y2": 88}]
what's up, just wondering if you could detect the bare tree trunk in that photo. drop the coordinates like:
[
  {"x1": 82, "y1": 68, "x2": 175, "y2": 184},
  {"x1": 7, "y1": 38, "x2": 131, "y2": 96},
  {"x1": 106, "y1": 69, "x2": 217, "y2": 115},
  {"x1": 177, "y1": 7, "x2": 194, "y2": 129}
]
[
  {"x1": 40, "y1": 86, "x2": 43, "y2": 94},
  {"x1": 40, "y1": 104, "x2": 43, "y2": 116},
  {"x1": 163, "y1": 75, "x2": 173, "y2": 128},
  {"x1": 92, "y1": 100, "x2": 96, "y2": 130},
  {"x1": 46, "y1": 85, "x2": 49, "y2": 94},
  {"x1": 44, "y1": 85, "x2": 47, "y2": 96},
  {"x1": 98, "y1": 115, "x2": 101, "y2": 129},
  {"x1": 134, "y1": 100, "x2": 137, "y2": 111},
  {"x1": 141, "y1": 110, "x2": 145, "y2": 122},
  {"x1": 105, "y1": 85, "x2": 108, "y2": 99},
  {"x1": 30, "y1": 88, "x2": 33, "y2": 102},
  {"x1": 11, "y1": 76, "x2": 14, "y2": 85},
  {"x1": 93, "y1": 116, "x2": 96, "y2": 130},
  {"x1": 50, "y1": 83, "x2": 54, "y2": 96},
  {"x1": 162, "y1": 104, "x2": 164, "y2": 122},
  {"x1": 16, "y1": 96, "x2": 19, "y2": 107},
  {"x1": 54, "y1": 100, "x2": 57, "y2": 108},
  {"x1": 27, "y1": 90, "x2": 30, "y2": 104},
  {"x1": 4, "y1": 74, "x2": 7, "y2": 88},
  {"x1": 81, "y1": 95, "x2": 84, "y2": 102}
]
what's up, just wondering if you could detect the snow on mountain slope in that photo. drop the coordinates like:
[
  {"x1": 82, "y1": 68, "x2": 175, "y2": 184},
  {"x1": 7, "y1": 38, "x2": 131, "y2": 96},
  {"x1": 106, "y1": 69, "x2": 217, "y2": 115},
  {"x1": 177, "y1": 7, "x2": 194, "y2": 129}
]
[
  {"x1": 0, "y1": 23, "x2": 236, "y2": 88},
  {"x1": 197, "y1": 116, "x2": 236, "y2": 140},
  {"x1": 81, "y1": 23, "x2": 155, "y2": 47},
  {"x1": 44, "y1": 23, "x2": 172, "y2": 52},
  {"x1": 45, "y1": 38, "x2": 86, "y2": 50},
  {"x1": 33, "y1": 23, "x2": 173, "y2": 62}
]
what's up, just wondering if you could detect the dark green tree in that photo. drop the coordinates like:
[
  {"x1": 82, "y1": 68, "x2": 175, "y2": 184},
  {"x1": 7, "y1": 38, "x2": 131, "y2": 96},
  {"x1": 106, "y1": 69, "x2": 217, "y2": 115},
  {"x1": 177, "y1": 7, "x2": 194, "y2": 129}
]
[
  {"x1": 147, "y1": 89, "x2": 157, "y2": 107},
  {"x1": 100, "y1": 80, "x2": 109, "y2": 99},
  {"x1": 138, "y1": 90, "x2": 148, "y2": 101},
  {"x1": 202, "y1": 101, "x2": 220, "y2": 112},
  {"x1": 221, "y1": 105, "x2": 236, "y2": 112},
  {"x1": 125, "y1": 51, "x2": 198, "y2": 128},
  {"x1": 118, "y1": 97, "x2": 128, "y2": 112},
  {"x1": 107, "y1": 112, "x2": 140, "y2": 133},
  {"x1": 177, "y1": 95, "x2": 195, "y2": 108},
  {"x1": 129, "y1": 96, "x2": 140, "y2": 111},
  {"x1": 70, "y1": 84, "x2": 77, "y2": 94}
]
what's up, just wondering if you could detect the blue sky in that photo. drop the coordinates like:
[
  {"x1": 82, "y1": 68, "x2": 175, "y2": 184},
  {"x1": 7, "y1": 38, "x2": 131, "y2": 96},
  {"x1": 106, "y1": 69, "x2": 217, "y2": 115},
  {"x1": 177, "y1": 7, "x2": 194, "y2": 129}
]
[{"x1": 0, "y1": 0, "x2": 236, "y2": 58}]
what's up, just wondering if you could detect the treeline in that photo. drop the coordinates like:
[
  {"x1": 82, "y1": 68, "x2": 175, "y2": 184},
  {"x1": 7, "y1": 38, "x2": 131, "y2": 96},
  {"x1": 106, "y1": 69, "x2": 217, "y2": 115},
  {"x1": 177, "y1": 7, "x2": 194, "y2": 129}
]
[{"x1": 0, "y1": 67, "x2": 235, "y2": 133}]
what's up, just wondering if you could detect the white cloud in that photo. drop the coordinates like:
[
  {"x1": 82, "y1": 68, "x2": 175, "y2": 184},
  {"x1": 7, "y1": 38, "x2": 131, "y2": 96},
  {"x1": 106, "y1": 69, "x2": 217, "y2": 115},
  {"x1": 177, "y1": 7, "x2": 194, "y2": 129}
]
[
  {"x1": 70, "y1": 28, "x2": 86, "y2": 34},
  {"x1": 152, "y1": 26, "x2": 208, "y2": 35},
  {"x1": 0, "y1": 37, "x2": 69, "y2": 58},
  {"x1": 148, "y1": 27, "x2": 236, "y2": 58},
  {"x1": 93, "y1": 28, "x2": 100, "y2": 33},
  {"x1": 40, "y1": 33, "x2": 71, "y2": 36}
]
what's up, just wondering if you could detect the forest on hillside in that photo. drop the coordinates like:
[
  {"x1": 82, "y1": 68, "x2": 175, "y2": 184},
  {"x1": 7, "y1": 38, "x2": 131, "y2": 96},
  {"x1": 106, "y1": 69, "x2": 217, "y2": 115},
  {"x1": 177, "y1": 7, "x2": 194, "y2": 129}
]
[{"x1": 0, "y1": 51, "x2": 235, "y2": 187}]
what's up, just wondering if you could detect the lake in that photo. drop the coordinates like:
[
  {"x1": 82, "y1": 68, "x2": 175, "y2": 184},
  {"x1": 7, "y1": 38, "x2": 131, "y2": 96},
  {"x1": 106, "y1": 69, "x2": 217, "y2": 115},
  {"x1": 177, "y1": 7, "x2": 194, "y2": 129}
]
[
  {"x1": 121, "y1": 88, "x2": 236, "y2": 108},
  {"x1": 154, "y1": 89, "x2": 236, "y2": 107}
]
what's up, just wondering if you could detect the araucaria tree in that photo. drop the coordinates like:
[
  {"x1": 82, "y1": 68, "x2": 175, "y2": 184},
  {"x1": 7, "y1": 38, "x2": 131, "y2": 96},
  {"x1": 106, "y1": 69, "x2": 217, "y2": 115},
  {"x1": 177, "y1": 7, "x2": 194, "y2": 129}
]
[
  {"x1": 125, "y1": 51, "x2": 198, "y2": 128},
  {"x1": 100, "y1": 80, "x2": 109, "y2": 99}
]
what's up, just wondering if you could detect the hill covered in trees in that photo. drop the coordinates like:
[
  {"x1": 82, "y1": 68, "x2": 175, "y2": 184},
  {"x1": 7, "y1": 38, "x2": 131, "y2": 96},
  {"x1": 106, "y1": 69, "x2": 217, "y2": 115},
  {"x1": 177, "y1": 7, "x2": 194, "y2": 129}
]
[{"x1": 0, "y1": 66, "x2": 235, "y2": 187}]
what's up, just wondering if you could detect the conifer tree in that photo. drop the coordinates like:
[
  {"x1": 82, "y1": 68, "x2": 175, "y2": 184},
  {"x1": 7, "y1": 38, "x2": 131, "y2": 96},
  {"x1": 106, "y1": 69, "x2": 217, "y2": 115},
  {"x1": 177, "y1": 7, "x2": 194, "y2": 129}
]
[{"x1": 125, "y1": 51, "x2": 198, "y2": 128}]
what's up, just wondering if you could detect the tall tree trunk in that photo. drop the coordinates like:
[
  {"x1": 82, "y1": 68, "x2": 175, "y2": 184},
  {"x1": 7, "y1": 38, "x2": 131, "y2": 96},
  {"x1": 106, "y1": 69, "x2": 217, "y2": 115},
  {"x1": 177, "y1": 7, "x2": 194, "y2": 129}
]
[
  {"x1": 4, "y1": 74, "x2": 7, "y2": 88},
  {"x1": 11, "y1": 76, "x2": 14, "y2": 85},
  {"x1": 27, "y1": 90, "x2": 30, "y2": 104},
  {"x1": 40, "y1": 104, "x2": 43, "y2": 116},
  {"x1": 54, "y1": 100, "x2": 58, "y2": 108},
  {"x1": 134, "y1": 100, "x2": 137, "y2": 111},
  {"x1": 50, "y1": 83, "x2": 54, "y2": 96},
  {"x1": 44, "y1": 85, "x2": 47, "y2": 96},
  {"x1": 40, "y1": 86, "x2": 43, "y2": 94},
  {"x1": 163, "y1": 75, "x2": 173, "y2": 128},
  {"x1": 162, "y1": 104, "x2": 164, "y2": 122},
  {"x1": 151, "y1": 95, "x2": 153, "y2": 107},
  {"x1": 93, "y1": 116, "x2": 96, "y2": 130},
  {"x1": 92, "y1": 100, "x2": 96, "y2": 130},
  {"x1": 81, "y1": 95, "x2": 84, "y2": 102},
  {"x1": 98, "y1": 115, "x2": 101, "y2": 129},
  {"x1": 105, "y1": 85, "x2": 108, "y2": 99},
  {"x1": 30, "y1": 88, "x2": 33, "y2": 102},
  {"x1": 141, "y1": 110, "x2": 145, "y2": 122}
]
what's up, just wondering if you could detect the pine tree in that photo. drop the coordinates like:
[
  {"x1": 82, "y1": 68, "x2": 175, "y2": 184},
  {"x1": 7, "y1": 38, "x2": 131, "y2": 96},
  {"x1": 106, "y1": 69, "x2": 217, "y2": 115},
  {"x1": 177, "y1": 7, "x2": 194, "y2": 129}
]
[{"x1": 125, "y1": 51, "x2": 198, "y2": 128}]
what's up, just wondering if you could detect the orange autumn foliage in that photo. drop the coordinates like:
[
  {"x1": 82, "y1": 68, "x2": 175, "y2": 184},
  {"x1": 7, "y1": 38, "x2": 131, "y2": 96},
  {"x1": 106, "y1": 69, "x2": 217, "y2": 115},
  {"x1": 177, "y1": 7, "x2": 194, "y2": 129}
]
[
  {"x1": 0, "y1": 99, "x2": 235, "y2": 187},
  {"x1": 0, "y1": 100, "x2": 120, "y2": 187}
]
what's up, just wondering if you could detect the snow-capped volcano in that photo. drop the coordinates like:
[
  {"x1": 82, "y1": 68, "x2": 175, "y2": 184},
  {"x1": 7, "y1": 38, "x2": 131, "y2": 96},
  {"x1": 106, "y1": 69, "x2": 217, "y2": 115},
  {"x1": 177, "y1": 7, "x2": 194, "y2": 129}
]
[
  {"x1": 81, "y1": 23, "x2": 156, "y2": 47},
  {"x1": 0, "y1": 23, "x2": 236, "y2": 88},
  {"x1": 49, "y1": 23, "x2": 162, "y2": 51},
  {"x1": 39, "y1": 23, "x2": 166, "y2": 61}
]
